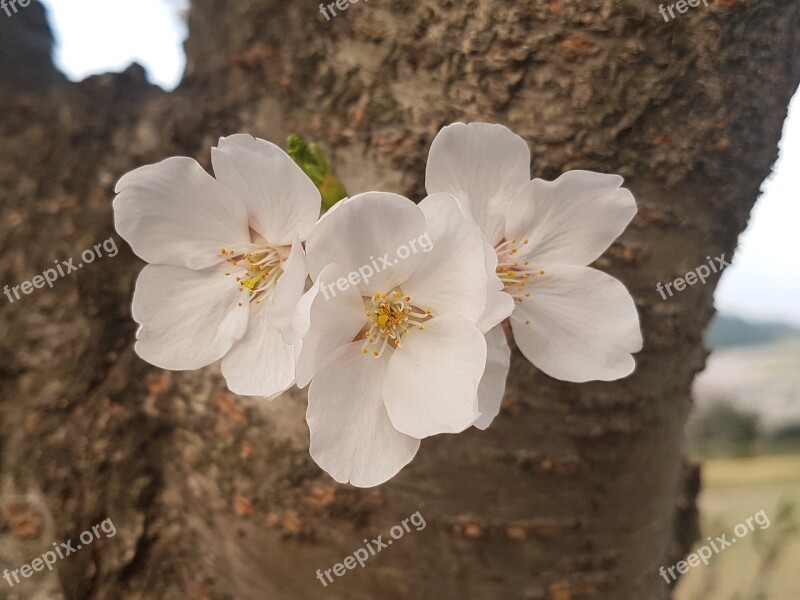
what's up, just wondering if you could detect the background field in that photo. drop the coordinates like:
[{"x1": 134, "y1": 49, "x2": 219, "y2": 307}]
[{"x1": 675, "y1": 455, "x2": 800, "y2": 599}]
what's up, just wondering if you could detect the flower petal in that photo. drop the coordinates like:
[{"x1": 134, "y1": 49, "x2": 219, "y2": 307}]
[
  {"x1": 425, "y1": 122, "x2": 531, "y2": 245},
  {"x1": 211, "y1": 134, "x2": 321, "y2": 244},
  {"x1": 402, "y1": 193, "x2": 488, "y2": 322},
  {"x1": 505, "y1": 170, "x2": 637, "y2": 267},
  {"x1": 383, "y1": 314, "x2": 485, "y2": 438},
  {"x1": 307, "y1": 342, "x2": 420, "y2": 487},
  {"x1": 221, "y1": 304, "x2": 295, "y2": 399},
  {"x1": 430, "y1": 194, "x2": 514, "y2": 331},
  {"x1": 473, "y1": 325, "x2": 511, "y2": 430},
  {"x1": 114, "y1": 157, "x2": 250, "y2": 269},
  {"x1": 294, "y1": 264, "x2": 367, "y2": 388},
  {"x1": 265, "y1": 234, "x2": 308, "y2": 344},
  {"x1": 510, "y1": 265, "x2": 642, "y2": 382},
  {"x1": 478, "y1": 240, "x2": 515, "y2": 333},
  {"x1": 131, "y1": 263, "x2": 249, "y2": 370},
  {"x1": 305, "y1": 192, "x2": 428, "y2": 294}
]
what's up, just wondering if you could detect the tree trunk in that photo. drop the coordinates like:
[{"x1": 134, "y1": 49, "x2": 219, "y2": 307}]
[{"x1": 1, "y1": 1, "x2": 798, "y2": 598}]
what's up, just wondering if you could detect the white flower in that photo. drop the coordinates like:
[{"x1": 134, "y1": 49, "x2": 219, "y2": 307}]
[
  {"x1": 113, "y1": 134, "x2": 320, "y2": 398},
  {"x1": 294, "y1": 191, "x2": 511, "y2": 487},
  {"x1": 426, "y1": 122, "x2": 643, "y2": 382}
]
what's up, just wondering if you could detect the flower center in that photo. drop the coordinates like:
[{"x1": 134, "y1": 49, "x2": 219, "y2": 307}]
[
  {"x1": 494, "y1": 238, "x2": 544, "y2": 317},
  {"x1": 360, "y1": 289, "x2": 431, "y2": 357},
  {"x1": 220, "y1": 240, "x2": 290, "y2": 306}
]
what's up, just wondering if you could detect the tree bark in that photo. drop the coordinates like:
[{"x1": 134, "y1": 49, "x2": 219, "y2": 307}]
[{"x1": 0, "y1": 1, "x2": 798, "y2": 599}]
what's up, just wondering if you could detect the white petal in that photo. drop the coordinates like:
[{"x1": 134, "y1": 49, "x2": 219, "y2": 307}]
[
  {"x1": 313, "y1": 193, "x2": 353, "y2": 224},
  {"x1": 211, "y1": 134, "x2": 321, "y2": 244},
  {"x1": 294, "y1": 264, "x2": 368, "y2": 388},
  {"x1": 477, "y1": 240, "x2": 515, "y2": 333},
  {"x1": 305, "y1": 192, "x2": 427, "y2": 294},
  {"x1": 505, "y1": 170, "x2": 637, "y2": 267},
  {"x1": 131, "y1": 263, "x2": 249, "y2": 370},
  {"x1": 510, "y1": 265, "x2": 642, "y2": 382},
  {"x1": 402, "y1": 193, "x2": 488, "y2": 322},
  {"x1": 425, "y1": 123, "x2": 531, "y2": 245},
  {"x1": 265, "y1": 235, "x2": 307, "y2": 344},
  {"x1": 114, "y1": 157, "x2": 250, "y2": 269},
  {"x1": 383, "y1": 314, "x2": 485, "y2": 438},
  {"x1": 473, "y1": 325, "x2": 511, "y2": 430},
  {"x1": 307, "y1": 342, "x2": 420, "y2": 487},
  {"x1": 221, "y1": 305, "x2": 295, "y2": 398}
]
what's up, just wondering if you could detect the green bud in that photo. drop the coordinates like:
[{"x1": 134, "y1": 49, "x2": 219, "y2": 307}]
[{"x1": 287, "y1": 134, "x2": 348, "y2": 210}]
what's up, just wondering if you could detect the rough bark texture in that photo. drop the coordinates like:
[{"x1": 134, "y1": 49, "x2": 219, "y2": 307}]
[{"x1": 0, "y1": 1, "x2": 798, "y2": 599}]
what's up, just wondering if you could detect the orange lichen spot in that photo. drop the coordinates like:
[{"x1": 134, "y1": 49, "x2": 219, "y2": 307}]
[
  {"x1": 559, "y1": 35, "x2": 592, "y2": 56},
  {"x1": 233, "y1": 495, "x2": 254, "y2": 518}
]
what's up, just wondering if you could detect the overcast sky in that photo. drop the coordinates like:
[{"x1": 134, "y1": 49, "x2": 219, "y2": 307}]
[
  {"x1": 37, "y1": 0, "x2": 800, "y2": 327},
  {"x1": 40, "y1": 0, "x2": 188, "y2": 90},
  {"x1": 714, "y1": 90, "x2": 800, "y2": 327}
]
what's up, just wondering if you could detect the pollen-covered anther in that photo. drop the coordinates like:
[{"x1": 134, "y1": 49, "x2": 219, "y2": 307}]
[
  {"x1": 224, "y1": 243, "x2": 288, "y2": 304},
  {"x1": 361, "y1": 288, "x2": 432, "y2": 358},
  {"x1": 494, "y1": 238, "x2": 545, "y2": 304}
]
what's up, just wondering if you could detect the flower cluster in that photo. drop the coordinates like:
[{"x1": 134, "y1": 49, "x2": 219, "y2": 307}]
[{"x1": 113, "y1": 123, "x2": 642, "y2": 487}]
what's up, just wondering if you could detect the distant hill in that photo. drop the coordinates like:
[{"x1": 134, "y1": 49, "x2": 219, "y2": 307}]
[{"x1": 706, "y1": 314, "x2": 800, "y2": 349}]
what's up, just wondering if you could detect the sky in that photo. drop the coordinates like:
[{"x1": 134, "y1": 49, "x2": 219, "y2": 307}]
[
  {"x1": 714, "y1": 91, "x2": 800, "y2": 327},
  {"x1": 37, "y1": 0, "x2": 800, "y2": 326},
  {"x1": 39, "y1": 0, "x2": 188, "y2": 90}
]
